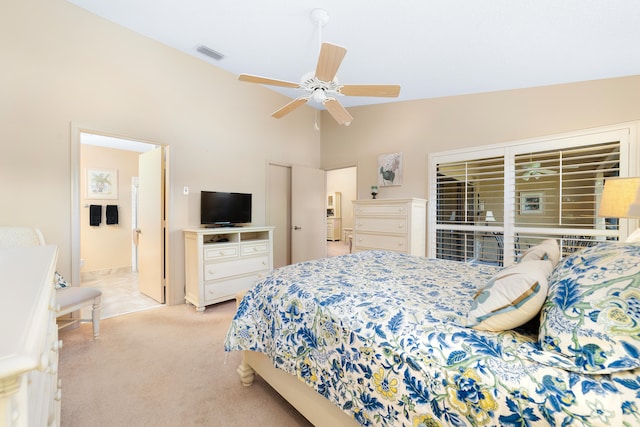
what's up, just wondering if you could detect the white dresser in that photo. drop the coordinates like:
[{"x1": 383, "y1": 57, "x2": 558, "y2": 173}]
[
  {"x1": 0, "y1": 245, "x2": 61, "y2": 427},
  {"x1": 326, "y1": 192, "x2": 342, "y2": 241},
  {"x1": 352, "y1": 198, "x2": 427, "y2": 256},
  {"x1": 326, "y1": 217, "x2": 342, "y2": 241},
  {"x1": 183, "y1": 226, "x2": 274, "y2": 312}
]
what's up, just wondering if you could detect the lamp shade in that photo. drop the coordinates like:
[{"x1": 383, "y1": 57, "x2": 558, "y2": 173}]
[
  {"x1": 598, "y1": 177, "x2": 640, "y2": 218},
  {"x1": 629, "y1": 185, "x2": 640, "y2": 217},
  {"x1": 485, "y1": 211, "x2": 496, "y2": 222}
]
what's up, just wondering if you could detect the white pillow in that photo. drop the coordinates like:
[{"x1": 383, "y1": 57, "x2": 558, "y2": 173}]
[
  {"x1": 520, "y1": 239, "x2": 560, "y2": 266},
  {"x1": 467, "y1": 260, "x2": 553, "y2": 331}
]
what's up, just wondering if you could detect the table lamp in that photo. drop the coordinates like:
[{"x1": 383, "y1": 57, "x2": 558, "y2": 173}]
[
  {"x1": 598, "y1": 177, "x2": 640, "y2": 242},
  {"x1": 484, "y1": 211, "x2": 496, "y2": 224}
]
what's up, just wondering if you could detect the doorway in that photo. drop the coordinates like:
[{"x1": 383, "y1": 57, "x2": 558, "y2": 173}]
[
  {"x1": 73, "y1": 130, "x2": 165, "y2": 319},
  {"x1": 326, "y1": 166, "x2": 357, "y2": 257},
  {"x1": 267, "y1": 164, "x2": 357, "y2": 267}
]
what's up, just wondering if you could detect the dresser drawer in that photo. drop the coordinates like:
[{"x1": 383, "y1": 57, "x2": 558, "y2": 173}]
[
  {"x1": 354, "y1": 203, "x2": 408, "y2": 216},
  {"x1": 204, "y1": 274, "x2": 264, "y2": 303},
  {"x1": 240, "y1": 241, "x2": 269, "y2": 256},
  {"x1": 204, "y1": 256, "x2": 269, "y2": 281},
  {"x1": 204, "y1": 244, "x2": 238, "y2": 260},
  {"x1": 355, "y1": 232, "x2": 408, "y2": 252},
  {"x1": 355, "y1": 217, "x2": 406, "y2": 234}
]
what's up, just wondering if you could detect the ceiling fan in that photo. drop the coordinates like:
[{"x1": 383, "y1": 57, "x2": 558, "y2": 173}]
[
  {"x1": 238, "y1": 9, "x2": 400, "y2": 126},
  {"x1": 520, "y1": 162, "x2": 556, "y2": 181}
]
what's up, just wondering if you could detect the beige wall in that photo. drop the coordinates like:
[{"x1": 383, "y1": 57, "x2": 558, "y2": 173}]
[
  {"x1": 80, "y1": 145, "x2": 138, "y2": 274},
  {"x1": 320, "y1": 76, "x2": 640, "y2": 200},
  {"x1": 1, "y1": 0, "x2": 319, "y2": 305}
]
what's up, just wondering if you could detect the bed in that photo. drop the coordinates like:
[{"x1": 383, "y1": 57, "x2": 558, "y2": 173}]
[{"x1": 225, "y1": 241, "x2": 640, "y2": 426}]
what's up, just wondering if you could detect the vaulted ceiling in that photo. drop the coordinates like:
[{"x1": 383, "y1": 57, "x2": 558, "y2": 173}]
[{"x1": 68, "y1": 1, "x2": 640, "y2": 109}]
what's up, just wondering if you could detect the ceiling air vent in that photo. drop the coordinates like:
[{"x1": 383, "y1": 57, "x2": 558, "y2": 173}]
[{"x1": 196, "y1": 45, "x2": 224, "y2": 61}]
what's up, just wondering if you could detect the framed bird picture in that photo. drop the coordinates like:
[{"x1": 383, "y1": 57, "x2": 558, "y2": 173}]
[{"x1": 378, "y1": 152, "x2": 403, "y2": 186}]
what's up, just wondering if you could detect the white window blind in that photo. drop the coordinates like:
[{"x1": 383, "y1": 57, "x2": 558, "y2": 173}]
[
  {"x1": 429, "y1": 124, "x2": 637, "y2": 266},
  {"x1": 513, "y1": 142, "x2": 620, "y2": 258},
  {"x1": 435, "y1": 156, "x2": 504, "y2": 263}
]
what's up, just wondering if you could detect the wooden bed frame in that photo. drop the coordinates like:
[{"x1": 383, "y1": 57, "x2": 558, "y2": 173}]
[
  {"x1": 234, "y1": 293, "x2": 359, "y2": 426},
  {"x1": 237, "y1": 351, "x2": 359, "y2": 426}
]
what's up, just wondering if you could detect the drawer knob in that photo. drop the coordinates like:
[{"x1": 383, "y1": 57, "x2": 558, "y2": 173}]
[{"x1": 39, "y1": 352, "x2": 50, "y2": 371}]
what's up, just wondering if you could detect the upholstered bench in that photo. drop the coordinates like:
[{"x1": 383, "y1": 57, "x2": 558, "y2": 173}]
[{"x1": 0, "y1": 226, "x2": 102, "y2": 338}]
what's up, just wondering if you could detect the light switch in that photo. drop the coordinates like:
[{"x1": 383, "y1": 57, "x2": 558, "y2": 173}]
[{"x1": 183, "y1": 186, "x2": 189, "y2": 195}]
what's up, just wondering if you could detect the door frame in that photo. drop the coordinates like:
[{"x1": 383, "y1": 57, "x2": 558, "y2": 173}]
[{"x1": 70, "y1": 123, "x2": 170, "y2": 300}]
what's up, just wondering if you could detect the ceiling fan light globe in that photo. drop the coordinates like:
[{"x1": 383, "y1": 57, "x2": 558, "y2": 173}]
[{"x1": 313, "y1": 89, "x2": 326, "y2": 103}]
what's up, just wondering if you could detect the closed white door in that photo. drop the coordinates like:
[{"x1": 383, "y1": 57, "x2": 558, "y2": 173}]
[
  {"x1": 267, "y1": 164, "x2": 291, "y2": 268},
  {"x1": 137, "y1": 147, "x2": 165, "y2": 302},
  {"x1": 291, "y1": 165, "x2": 326, "y2": 263}
]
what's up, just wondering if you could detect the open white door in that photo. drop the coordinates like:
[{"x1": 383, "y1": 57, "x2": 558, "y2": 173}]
[
  {"x1": 291, "y1": 165, "x2": 326, "y2": 263},
  {"x1": 137, "y1": 147, "x2": 165, "y2": 303}
]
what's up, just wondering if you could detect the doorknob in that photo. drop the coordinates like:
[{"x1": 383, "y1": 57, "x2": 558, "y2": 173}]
[
  {"x1": 292, "y1": 226, "x2": 302, "y2": 230},
  {"x1": 133, "y1": 228, "x2": 141, "y2": 245}
]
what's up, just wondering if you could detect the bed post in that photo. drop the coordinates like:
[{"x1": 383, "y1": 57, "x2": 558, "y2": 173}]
[
  {"x1": 235, "y1": 290, "x2": 256, "y2": 386},
  {"x1": 237, "y1": 352, "x2": 256, "y2": 386}
]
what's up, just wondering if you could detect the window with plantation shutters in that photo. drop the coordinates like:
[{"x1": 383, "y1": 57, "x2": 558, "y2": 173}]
[
  {"x1": 428, "y1": 123, "x2": 638, "y2": 266},
  {"x1": 435, "y1": 156, "x2": 504, "y2": 263},
  {"x1": 513, "y1": 142, "x2": 620, "y2": 259}
]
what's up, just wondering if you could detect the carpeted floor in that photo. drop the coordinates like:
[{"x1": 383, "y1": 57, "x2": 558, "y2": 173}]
[{"x1": 58, "y1": 301, "x2": 312, "y2": 427}]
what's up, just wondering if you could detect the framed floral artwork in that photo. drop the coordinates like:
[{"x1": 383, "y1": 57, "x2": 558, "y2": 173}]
[
  {"x1": 87, "y1": 168, "x2": 118, "y2": 199},
  {"x1": 378, "y1": 152, "x2": 403, "y2": 186}
]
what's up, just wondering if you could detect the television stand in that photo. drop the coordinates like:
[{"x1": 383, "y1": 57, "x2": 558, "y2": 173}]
[{"x1": 183, "y1": 226, "x2": 274, "y2": 312}]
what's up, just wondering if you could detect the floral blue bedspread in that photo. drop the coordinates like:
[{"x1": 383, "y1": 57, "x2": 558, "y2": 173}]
[{"x1": 224, "y1": 250, "x2": 640, "y2": 426}]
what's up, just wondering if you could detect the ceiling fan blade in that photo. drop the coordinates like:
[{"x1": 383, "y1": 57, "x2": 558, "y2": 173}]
[
  {"x1": 271, "y1": 97, "x2": 309, "y2": 119},
  {"x1": 239, "y1": 74, "x2": 300, "y2": 88},
  {"x1": 323, "y1": 98, "x2": 353, "y2": 125},
  {"x1": 523, "y1": 162, "x2": 541, "y2": 170},
  {"x1": 315, "y1": 43, "x2": 347, "y2": 82},
  {"x1": 340, "y1": 84, "x2": 401, "y2": 97}
]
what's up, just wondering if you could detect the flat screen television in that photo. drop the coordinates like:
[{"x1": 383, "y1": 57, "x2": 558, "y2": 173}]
[{"x1": 200, "y1": 191, "x2": 252, "y2": 226}]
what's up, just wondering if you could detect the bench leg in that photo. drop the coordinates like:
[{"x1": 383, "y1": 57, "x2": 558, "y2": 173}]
[{"x1": 92, "y1": 296, "x2": 101, "y2": 338}]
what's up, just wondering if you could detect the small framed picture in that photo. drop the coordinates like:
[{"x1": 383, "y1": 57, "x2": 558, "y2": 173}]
[
  {"x1": 87, "y1": 168, "x2": 118, "y2": 199},
  {"x1": 377, "y1": 152, "x2": 403, "y2": 186},
  {"x1": 520, "y1": 191, "x2": 543, "y2": 214}
]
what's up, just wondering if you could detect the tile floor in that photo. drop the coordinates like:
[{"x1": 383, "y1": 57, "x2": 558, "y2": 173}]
[{"x1": 80, "y1": 271, "x2": 162, "y2": 320}]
